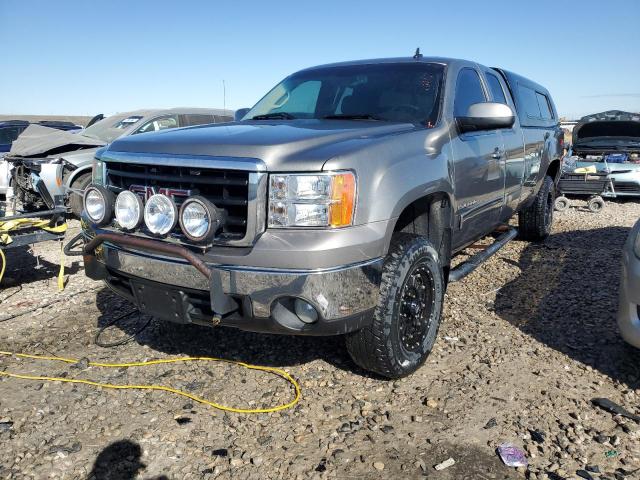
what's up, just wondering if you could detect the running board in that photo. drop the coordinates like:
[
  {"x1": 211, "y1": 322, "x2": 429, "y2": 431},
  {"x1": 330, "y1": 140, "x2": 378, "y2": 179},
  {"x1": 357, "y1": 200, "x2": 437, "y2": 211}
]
[{"x1": 448, "y1": 228, "x2": 518, "y2": 283}]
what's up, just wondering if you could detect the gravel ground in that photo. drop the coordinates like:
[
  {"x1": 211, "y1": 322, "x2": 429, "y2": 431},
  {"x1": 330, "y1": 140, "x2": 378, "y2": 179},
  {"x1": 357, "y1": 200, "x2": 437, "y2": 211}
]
[{"x1": 1, "y1": 200, "x2": 640, "y2": 480}]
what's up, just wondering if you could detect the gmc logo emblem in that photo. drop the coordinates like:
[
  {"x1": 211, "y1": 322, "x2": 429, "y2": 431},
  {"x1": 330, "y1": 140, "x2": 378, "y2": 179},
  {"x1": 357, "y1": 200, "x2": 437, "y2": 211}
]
[{"x1": 129, "y1": 185, "x2": 192, "y2": 200}]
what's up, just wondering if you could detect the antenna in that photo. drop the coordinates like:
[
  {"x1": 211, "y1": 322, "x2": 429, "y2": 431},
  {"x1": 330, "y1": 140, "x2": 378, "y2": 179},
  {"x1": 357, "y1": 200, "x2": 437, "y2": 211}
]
[
  {"x1": 413, "y1": 47, "x2": 422, "y2": 59},
  {"x1": 222, "y1": 79, "x2": 226, "y2": 113}
]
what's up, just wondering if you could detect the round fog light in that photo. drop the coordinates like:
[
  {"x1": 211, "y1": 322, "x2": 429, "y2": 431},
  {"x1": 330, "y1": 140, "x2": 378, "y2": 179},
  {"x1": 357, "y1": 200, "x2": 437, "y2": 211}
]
[
  {"x1": 144, "y1": 194, "x2": 178, "y2": 236},
  {"x1": 83, "y1": 184, "x2": 114, "y2": 226},
  {"x1": 294, "y1": 298, "x2": 318, "y2": 324},
  {"x1": 115, "y1": 190, "x2": 144, "y2": 230},
  {"x1": 179, "y1": 196, "x2": 222, "y2": 243}
]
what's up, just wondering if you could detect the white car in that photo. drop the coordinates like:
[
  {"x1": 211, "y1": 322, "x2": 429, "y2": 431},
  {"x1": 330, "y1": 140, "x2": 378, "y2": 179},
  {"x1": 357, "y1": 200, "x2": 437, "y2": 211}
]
[{"x1": 619, "y1": 218, "x2": 640, "y2": 348}]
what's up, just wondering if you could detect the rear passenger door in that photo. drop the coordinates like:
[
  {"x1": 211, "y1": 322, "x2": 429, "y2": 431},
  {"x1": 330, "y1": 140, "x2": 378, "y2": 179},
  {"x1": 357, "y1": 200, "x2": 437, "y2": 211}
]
[
  {"x1": 483, "y1": 69, "x2": 525, "y2": 221},
  {"x1": 451, "y1": 68, "x2": 506, "y2": 249}
]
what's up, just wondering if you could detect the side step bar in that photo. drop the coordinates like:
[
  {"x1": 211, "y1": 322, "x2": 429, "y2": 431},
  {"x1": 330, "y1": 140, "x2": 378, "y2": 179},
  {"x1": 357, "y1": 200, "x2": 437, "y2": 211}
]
[{"x1": 448, "y1": 228, "x2": 518, "y2": 283}]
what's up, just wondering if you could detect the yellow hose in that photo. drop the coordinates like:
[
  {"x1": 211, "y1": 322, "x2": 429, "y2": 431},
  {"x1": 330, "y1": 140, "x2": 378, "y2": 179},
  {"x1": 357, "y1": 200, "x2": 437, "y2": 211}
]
[
  {"x1": 0, "y1": 248, "x2": 5, "y2": 285},
  {"x1": 0, "y1": 351, "x2": 301, "y2": 414}
]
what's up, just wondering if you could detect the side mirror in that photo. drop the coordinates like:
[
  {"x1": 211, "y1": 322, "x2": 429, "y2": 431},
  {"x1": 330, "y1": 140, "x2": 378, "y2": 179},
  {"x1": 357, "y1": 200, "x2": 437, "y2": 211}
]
[
  {"x1": 234, "y1": 108, "x2": 250, "y2": 122},
  {"x1": 456, "y1": 102, "x2": 515, "y2": 133}
]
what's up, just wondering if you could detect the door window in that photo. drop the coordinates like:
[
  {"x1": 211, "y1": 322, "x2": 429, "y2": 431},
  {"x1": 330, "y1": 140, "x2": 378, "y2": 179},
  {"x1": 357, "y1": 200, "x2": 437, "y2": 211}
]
[
  {"x1": 135, "y1": 115, "x2": 179, "y2": 134},
  {"x1": 486, "y1": 73, "x2": 507, "y2": 104},
  {"x1": 454, "y1": 69, "x2": 486, "y2": 117},
  {"x1": 536, "y1": 92, "x2": 553, "y2": 120},
  {"x1": 518, "y1": 84, "x2": 541, "y2": 118}
]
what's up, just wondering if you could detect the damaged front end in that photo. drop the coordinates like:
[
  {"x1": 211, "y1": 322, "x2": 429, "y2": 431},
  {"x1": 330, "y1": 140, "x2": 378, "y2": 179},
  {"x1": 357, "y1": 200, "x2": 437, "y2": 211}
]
[
  {"x1": 8, "y1": 156, "x2": 65, "y2": 210},
  {"x1": 5, "y1": 123, "x2": 106, "y2": 212}
]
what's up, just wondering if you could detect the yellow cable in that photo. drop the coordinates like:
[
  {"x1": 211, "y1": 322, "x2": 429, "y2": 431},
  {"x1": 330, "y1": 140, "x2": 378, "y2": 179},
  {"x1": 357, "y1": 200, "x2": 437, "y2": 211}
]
[
  {"x1": 0, "y1": 248, "x2": 5, "y2": 285},
  {"x1": 0, "y1": 351, "x2": 301, "y2": 414},
  {"x1": 57, "y1": 242, "x2": 65, "y2": 291}
]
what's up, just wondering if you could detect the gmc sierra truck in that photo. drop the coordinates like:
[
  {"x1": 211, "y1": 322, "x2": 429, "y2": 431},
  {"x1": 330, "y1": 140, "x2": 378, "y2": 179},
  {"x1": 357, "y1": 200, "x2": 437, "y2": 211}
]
[{"x1": 80, "y1": 55, "x2": 562, "y2": 378}]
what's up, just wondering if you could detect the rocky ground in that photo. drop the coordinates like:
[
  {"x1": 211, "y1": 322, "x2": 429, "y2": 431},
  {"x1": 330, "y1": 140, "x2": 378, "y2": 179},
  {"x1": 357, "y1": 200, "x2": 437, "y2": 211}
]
[{"x1": 1, "y1": 199, "x2": 640, "y2": 480}]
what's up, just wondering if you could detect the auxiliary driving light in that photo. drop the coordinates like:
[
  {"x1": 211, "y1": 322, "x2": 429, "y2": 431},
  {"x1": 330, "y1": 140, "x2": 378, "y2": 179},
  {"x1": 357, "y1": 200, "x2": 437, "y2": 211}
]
[
  {"x1": 179, "y1": 195, "x2": 223, "y2": 243},
  {"x1": 115, "y1": 190, "x2": 144, "y2": 230},
  {"x1": 83, "y1": 184, "x2": 114, "y2": 226},
  {"x1": 144, "y1": 194, "x2": 178, "y2": 236}
]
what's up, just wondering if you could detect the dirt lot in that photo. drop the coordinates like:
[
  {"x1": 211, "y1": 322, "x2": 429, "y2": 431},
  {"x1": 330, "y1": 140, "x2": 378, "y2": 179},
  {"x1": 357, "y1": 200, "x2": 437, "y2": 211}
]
[{"x1": 1, "y1": 200, "x2": 640, "y2": 480}]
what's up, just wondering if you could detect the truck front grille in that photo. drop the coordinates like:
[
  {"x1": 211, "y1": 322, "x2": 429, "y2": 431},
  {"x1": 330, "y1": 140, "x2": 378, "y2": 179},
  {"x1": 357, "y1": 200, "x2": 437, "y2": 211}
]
[{"x1": 105, "y1": 161, "x2": 250, "y2": 242}]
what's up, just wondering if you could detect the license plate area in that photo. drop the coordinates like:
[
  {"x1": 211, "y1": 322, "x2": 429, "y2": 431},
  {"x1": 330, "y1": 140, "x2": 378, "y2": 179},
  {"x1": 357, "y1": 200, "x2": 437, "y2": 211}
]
[{"x1": 131, "y1": 281, "x2": 194, "y2": 324}]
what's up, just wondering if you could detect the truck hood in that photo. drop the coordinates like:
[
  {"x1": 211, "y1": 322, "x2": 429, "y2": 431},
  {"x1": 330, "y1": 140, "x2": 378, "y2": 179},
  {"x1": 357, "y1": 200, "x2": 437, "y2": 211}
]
[
  {"x1": 9, "y1": 124, "x2": 106, "y2": 158},
  {"x1": 573, "y1": 110, "x2": 640, "y2": 154},
  {"x1": 107, "y1": 120, "x2": 416, "y2": 171}
]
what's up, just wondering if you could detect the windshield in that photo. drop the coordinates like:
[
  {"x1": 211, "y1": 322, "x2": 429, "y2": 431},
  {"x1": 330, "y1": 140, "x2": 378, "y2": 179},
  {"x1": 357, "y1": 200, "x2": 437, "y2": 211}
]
[
  {"x1": 81, "y1": 114, "x2": 144, "y2": 143},
  {"x1": 244, "y1": 62, "x2": 445, "y2": 126}
]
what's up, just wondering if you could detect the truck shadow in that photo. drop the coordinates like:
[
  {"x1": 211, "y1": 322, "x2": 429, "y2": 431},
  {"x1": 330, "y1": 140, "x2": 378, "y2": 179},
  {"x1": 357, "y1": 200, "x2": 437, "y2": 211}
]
[
  {"x1": 493, "y1": 226, "x2": 640, "y2": 390},
  {"x1": 88, "y1": 439, "x2": 169, "y2": 480},
  {"x1": 94, "y1": 289, "x2": 362, "y2": 376}
]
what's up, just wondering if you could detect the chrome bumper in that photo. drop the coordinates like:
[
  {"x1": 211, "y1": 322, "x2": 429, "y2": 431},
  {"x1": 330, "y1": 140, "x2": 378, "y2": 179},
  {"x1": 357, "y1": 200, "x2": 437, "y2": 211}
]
[
  {"x1": 99, "y1": 242, "x2": 382, "y2": 318},
  {"x1": 84, "y1": 236, "x2": 383, "y2": 335}
]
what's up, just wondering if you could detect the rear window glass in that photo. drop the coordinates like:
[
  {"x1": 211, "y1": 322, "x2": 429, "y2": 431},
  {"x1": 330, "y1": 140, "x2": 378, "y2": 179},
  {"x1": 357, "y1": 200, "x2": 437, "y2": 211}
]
[
  {"x1": 536, "y1": 92, "x2": 553, "y2": 120},
  {"x1": 486, "y1": 74, "x2": 507, "y2": 104},
  {"x1": 518, "y1": 84, "x2": 541, "y2": 118},
  {"x1": 183, "y1": 114, "x2": 215, "y2": 126}
]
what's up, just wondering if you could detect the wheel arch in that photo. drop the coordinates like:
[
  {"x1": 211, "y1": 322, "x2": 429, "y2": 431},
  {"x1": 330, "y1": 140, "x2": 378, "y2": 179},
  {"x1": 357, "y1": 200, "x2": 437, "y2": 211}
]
[
  {"x1": 66, "y1": 165, "x2": 92, "y2": 187},
  {"x1": 389, "y1": 191, "x2": 454, "y2": 271}
]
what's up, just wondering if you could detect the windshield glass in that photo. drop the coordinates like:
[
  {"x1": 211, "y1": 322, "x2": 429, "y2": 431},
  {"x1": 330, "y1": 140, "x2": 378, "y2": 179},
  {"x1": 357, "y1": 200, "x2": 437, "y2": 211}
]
[
  {"x1": 81, "y1": 114, "x2": 144, "y2": 143},
  {"x1": 245, "y1": 62, "x2": 445, "y2": 126}
]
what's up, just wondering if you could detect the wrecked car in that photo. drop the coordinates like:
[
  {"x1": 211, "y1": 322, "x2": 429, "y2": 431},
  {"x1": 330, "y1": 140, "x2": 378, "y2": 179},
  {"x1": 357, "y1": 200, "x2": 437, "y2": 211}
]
[
  {"x1": 1, "y1": 119, "x2": 82, "y2": 198},
  {"x1": 6, "y1": 108, "x2": 234, "y2": 215},
  {"x1": 563, "y1": 110, "x2": 640, "y2": 197},
  {"x1": 81, "y1": 55, "x2": 562, "y2": 378}
]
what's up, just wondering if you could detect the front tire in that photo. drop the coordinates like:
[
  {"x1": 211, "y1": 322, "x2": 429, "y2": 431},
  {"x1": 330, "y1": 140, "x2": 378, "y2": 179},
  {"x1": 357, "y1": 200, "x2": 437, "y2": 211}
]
[
  {"x1": 68, "y1": 173, "x2": 91, "y2": 217},
  {"x1": 518, "y1": 175, "x2": 555, "y2": 241},
  {"x1": 346, "y1": 233, "x2": 445, "y2": 378}
]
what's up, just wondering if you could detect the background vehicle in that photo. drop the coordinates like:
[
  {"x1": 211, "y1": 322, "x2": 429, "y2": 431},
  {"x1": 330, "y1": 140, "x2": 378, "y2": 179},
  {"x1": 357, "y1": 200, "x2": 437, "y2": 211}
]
[
  {"x1": 0, "y1": 120, "x2": 82, "y2": 198},
  {"x1": 81, "y1": 56, "x2": 562, "y2": 378},
  {"x1": 560, "y1": 110, "x2": 640, "y2": 198},
  {"x1": 618, "y1": 218, "x2": 640, "y2": 348},
  {"x1": 6, "y1": 108, "x2": 234, "y2": 215}
]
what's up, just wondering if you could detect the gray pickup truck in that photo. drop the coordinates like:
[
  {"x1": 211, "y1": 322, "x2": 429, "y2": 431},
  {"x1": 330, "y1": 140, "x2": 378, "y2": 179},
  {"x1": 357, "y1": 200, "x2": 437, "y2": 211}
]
[{"x1": 80, "y1": 55, "x2": 562, "y2": 378}]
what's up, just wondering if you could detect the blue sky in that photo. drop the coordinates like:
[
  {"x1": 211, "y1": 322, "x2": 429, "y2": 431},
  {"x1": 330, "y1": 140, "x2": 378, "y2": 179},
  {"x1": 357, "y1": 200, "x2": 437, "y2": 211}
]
[{"x1": 1, "y1": 0, "x2": 639, "y2": 119}]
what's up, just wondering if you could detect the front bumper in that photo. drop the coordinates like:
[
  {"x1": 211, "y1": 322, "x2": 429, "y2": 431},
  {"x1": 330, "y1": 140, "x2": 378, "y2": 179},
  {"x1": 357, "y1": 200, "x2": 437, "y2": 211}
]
[
  {"x1": 618, "y1": 243, "x2": 640, "y2": 348},
  {"x1": 83, "y1": 230, "x2": 383, "y2": 336}
]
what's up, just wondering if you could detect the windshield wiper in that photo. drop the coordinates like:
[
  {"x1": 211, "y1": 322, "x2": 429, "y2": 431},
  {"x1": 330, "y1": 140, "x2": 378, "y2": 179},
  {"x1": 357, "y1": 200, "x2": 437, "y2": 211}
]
[
  {"x1": 323, "y1": 114, "x2": 384, "y2": 121},
  {"x1": 251, "y1": 112, "x2": 297, "y2": 120}
]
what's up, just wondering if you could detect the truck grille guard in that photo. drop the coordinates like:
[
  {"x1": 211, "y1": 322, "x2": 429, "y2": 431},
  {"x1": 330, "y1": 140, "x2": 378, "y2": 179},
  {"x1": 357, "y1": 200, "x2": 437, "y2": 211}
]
[{"x1": 83, "y1": 233, "x2": 239, "y2": 317}]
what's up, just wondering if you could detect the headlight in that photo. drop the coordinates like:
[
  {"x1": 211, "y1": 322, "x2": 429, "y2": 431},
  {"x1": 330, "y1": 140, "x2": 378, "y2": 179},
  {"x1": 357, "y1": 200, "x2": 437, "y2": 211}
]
[
  {"x1": 83, "y1": 184, "x2": 114, "y2": 226},
  {"x1": 115, "y1": 190, "x2": 144, "y2": 231},
  {"x1": 144, "y1": 194, "x2": 178, "y2": 236},
  {"x1": 268, "y1": 172, "x2": 356, "y2": 228},
  {"x1": 91, "y1": 159, "x2": 105, "y2": 184},
  {"x1": 179, "y1": 196, "x2": 224, "y2": 243}
]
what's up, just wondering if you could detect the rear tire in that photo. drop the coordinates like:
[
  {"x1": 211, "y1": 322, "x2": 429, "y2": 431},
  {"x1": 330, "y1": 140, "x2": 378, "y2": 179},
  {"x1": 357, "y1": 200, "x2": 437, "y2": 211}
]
[
  {"x1": 518, "y1": 175, "x2": 555, "y2": 241},
  {"x1": 68, "y1": 173, "x2": 91, "y2": 217},
  {"x1": 345, "y1": 233, "x2": 445, "y2": 378},
  {"x1": 554, "y1": 195, "x2": 570, "y2": 212},
  {"x1": 587, "y1": 195, "x2": 605, "y2": 213}
]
